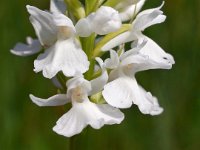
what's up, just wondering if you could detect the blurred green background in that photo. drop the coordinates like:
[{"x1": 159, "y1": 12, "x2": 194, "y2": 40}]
[{"x1": 0, "y1": 0, "x2": 200, "y2": 149}]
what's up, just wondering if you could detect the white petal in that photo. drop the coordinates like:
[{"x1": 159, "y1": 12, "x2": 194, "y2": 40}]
[
  {"x1": 30, "y1": 94, "x2": 68, "y2": 107},
  {"x1": 104, "y1": 50, "x2": 120, "y2": 69},
  {"x1": 89, "y1": 58, "x2": 108, "y2": 95},
  {"x1": 137, "y1": 86, "x2": 163, "y2": 115},
  {"x1": 50, "y1": 0, "x2": 66, "y2": 14},
  {"x1": 133, "y1": 2, "x2": 166, "y2": 31},
  {"x1": 26, "y1": 5, "x2": 58, "y2": 47},
  {"x1": 11, "y1": 37, "x2": 42, "y2": 56},
  {"x1": 75, "y1": 18, "x2": 93, "y2": 37},
  {"x1": 34, "y1": 39, "x2": 89, "y2": 79},
  {"x1": 103, "y1": 76, "x2": 140, "y2": 108},
  {"x1": 53, "y1": 98, "x2": 124, "y2": 137},
  {"x1": 89, "y1": 6, "x2": 122, "y2": 35},
  {"x1": 119, "y1": 0, "x2": 146, "y2": 22}
]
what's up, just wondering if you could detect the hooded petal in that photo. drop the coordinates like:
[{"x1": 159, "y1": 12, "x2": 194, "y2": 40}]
[
  {"x1": 53, "y1": 13, "x2": 76, "y2": 33},
  {"x1": 50, "y1": 0, "x2": 66, "y2": 14},
  {"x1": 103, "y1": 76, "x2": 141, "y2": 108},
  {"x1": 132, "y1": 2, "x2": 166, "y2": 31},
  {"x1": 53, "y1": 13, "x2": 76, "y2": 40},
  {"x1": 34, "y1": 39, "x2": 89, "y2": 78},
  {"x1": 26, "y1": 5, "x2": 58, "y2": 47},
  {"x1": 88, "y1": 6, "x2": 122, "y2": 35},
  {"x1": 53, "y1": 98, "x2": 124, "y2": 137},
  {"x1": 11, "y1": 37, "x2": 42, "y2": 56},
  {"x1": 30, "y1": 94, "x2": 68, "y2": 106},
  {"x1": 136, "y1": 86, "x2": 163, "y2": 115},
  {"x1": 89, "y1": 58, "x2": 108, "y2": 96},
  {"x1": 67, "y1": 76, "x2": 92, "y2": 100}
]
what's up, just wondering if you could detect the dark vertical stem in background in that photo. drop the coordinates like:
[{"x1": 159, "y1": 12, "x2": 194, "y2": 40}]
[{"x1": 69, "y1": 136, "x2": 76, "y2": 150}]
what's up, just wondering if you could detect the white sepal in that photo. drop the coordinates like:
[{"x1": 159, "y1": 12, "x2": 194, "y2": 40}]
[
  {"x1": 26, "y1": 5, "x2": 58, "y2": 47},
  {"x1": 30, "y1": 94, "x2": 68, "y2": 106},
  {"x1": 11, "y1": 37, "x2": 42, "y2": 56}
]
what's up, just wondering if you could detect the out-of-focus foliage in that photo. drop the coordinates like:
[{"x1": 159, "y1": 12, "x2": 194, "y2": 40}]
[{"x1": 0, "y1": 0, "x2": 200, "y2": 149}]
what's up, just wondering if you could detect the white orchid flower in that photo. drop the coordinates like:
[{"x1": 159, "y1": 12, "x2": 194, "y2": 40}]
[
  {"x1": 75, "y1": 6, "x2": 122, "y2": 37},
  {"x1": 26, "y1": 6, "x2": 89, "y2": 78},
  {"x1": 102, "y1": 2, "x2": 166, "y2": 51},
  {"x1": 30, "y1": 60, "x2": 124, "y2": 137},
  {"x1": 102, "y1": 40, "x2": 174, "y2": 115},
  {"x1": 11, "y1": 36, "x2": 42, "y2": 56}
]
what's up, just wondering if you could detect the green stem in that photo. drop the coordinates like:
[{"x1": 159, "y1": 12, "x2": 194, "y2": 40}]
[
  {"x1": 80, "y1": 34, "x2": 96, "y2": 80},
  {"x1": 69, "y1": 136, "x2": 76, "y2": 150},
  {"x1": 56, "y1": 73, "x2": 67, "y2": 92}
]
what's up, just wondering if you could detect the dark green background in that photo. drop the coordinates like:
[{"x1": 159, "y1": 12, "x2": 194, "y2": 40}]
[{"x1": 0, "y1": 0, "x2": 199, "y2": 149}]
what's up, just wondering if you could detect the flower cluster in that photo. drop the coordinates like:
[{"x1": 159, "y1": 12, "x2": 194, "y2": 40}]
[{"x1": 11, "y1": 0, "x2": 175, "y2": 137}]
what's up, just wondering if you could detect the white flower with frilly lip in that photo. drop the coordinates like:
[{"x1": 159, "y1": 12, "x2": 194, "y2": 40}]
[
  {"x1": 30, "y1": 59, "x2": 124, "y2": 137},
  {"x1": 102, "y1": 40, "x2": 174, "y2": 115},
  {"x1": 24, "y1": 6, "x2": 89, "y2": 79}
]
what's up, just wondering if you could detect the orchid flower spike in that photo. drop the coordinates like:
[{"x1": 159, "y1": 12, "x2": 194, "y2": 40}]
[{"x1": 11, "y1": 0, "x2": 174, "y2": 138}]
